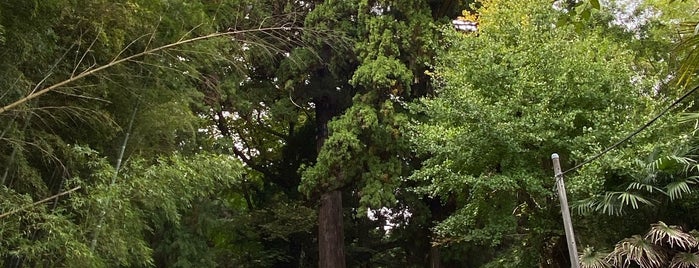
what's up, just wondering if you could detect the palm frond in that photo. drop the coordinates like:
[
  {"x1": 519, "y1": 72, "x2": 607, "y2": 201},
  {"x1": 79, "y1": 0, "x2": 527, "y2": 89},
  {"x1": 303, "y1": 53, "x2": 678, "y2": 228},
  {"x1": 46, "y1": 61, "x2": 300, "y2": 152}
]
[
  {"x1": 598, "y1": 192, "x2": 625, "y2": 216},
  {"x1": 627, "y1": 182, "x2": 663, "y2": 194},
  {"x1": 645, "y1": 222, "x2": 698, "y2": 250},
  {"x1": 679, "y1": 112, "x2": 699, "y2": 137},
  {"x1": 665, "y1": 177, "x2": 699, "y2": 201},
  {"x1": 668, "y1": 155, "x2": 697, "y2": 174},
  {"x1": 690, "y1": 230, "x2": 699, "y2": 240},
  {"x1": 670, "y1": 252, "x2": 699, "y2": 268},
  {"x1": 617, "y1": 192, "x2": 654, "y2": 210},
  {"x1": 580, "y1": 247, "x2": 612, "y2": 268},
  {"x1": 646, "y1": 154, "x2": 696, "y2": 174},
  {"x1": 573, "y1": 192, "x2": 654, "y2": 216},
  {"x1": 573, "y1": 196, "x2": 602, "y2": 215},
  {"x1": 646, "y1": 155, "x2": 665, "y2": 173},
  {"x1": 608, "y1": 235, "x2": 668, "y2": 268},
  {"x1": 679, "y1": 112, "x2": 699, "y2": 124}
]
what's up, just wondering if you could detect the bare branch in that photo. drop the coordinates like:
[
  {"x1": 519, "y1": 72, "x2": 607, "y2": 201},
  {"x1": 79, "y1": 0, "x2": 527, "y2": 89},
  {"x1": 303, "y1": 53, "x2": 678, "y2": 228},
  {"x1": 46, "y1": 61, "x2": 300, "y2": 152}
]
[
  {"x1": 178, "y1": 23, "x2": 205, "y2": 42},
  {"x1": 52, "y1": 89, "x2": 111, "y2": 103},
  {"x1": 144, "y1": 17, "x2": 162, "y2": 52},
  {"x1": 112, "y1": 33, "x2": 152, "y2": 64},
  {"x1": 71, "y1": 31, "x2": 100, "y2": 78}
]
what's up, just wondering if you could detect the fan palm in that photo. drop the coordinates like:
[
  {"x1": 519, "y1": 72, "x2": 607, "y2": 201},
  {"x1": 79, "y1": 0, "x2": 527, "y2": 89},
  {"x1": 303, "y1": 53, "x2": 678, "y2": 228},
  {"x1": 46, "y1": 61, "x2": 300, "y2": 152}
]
[
  {"x1": 574, "y1": 146, "x2": 699, "y2": 216},
  {"x1": 586, "y1": 222, "x2": 699, "y2": 268},
  {"x1": 645, "y1": 222, "x2": 698, "y2": 250},
  {"x1": 670, "y1": 252, "x2": 699, "y2": 268},
  {"x1": 608, "y1": 235, "x2": 667, "y2": 268},
  {"x1": 580, "y1": 247, "x2": 612, "y2": 268}
]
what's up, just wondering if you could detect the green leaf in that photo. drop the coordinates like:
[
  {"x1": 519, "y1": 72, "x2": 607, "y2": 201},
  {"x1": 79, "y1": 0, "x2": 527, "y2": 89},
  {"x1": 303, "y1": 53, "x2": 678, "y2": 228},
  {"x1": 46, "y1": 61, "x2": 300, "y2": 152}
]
[{"x1": 581, "y1": 9, "x2": 592, "y2": 20}]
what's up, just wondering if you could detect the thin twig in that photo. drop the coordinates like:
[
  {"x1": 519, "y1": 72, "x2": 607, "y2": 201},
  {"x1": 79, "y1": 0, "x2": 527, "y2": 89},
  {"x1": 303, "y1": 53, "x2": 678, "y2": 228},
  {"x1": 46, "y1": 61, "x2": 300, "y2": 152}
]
[
  {"x1": 52, "y1": 90, "x2": 111, "y2": 103},
  {"x1": 289, "y1": 92, "x2": 307, "y2": 110},
  {"x1": 144, "y1": 17, "x2": 162, "y2": 52},
  {"x1": 178, "y1": 23, "x2": 204, "y2": 42},
  {"x1": 111, "y1": 34, "x2": 151, "y2": 63},
  {"x1": 72, "y1": 31, "x2": 100, "y2": 78},
  {"x1": 30, "y1": 72, "x2": 54, "y2": 96},
  {"x1": 26, "y1": 42, "x2": 76, "y2": 97}
]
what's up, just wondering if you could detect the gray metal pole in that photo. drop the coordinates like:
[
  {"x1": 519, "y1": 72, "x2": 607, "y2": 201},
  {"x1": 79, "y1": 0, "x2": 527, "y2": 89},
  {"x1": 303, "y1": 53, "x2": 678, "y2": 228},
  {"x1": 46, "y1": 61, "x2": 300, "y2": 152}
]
[{"x1": 551, "y1": 153, "x2": 580, "y2": 268}]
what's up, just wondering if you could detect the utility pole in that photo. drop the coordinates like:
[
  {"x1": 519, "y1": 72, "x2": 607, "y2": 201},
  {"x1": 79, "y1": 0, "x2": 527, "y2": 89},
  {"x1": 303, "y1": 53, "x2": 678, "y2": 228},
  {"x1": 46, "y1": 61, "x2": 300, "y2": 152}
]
[{"x1": 551, "y1": 153, "x2": 580, "y2": 268}]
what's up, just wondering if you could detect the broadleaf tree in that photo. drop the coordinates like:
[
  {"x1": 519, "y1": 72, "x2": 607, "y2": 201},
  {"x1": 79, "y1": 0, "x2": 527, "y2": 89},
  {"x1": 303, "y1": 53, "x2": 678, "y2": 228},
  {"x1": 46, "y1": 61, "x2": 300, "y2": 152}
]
[{"x1": 409, "y1": 0, "x2": 683, "y2": 266}]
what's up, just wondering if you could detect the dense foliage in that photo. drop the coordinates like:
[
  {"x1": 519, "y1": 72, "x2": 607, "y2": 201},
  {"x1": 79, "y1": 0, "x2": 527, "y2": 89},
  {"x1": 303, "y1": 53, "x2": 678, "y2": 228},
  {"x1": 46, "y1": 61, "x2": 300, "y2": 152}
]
[
  {"x1": 409, "y1": 0, "x2": 695, "y2": 266},
  {"x1": 1, "y1": 0, "x2": 699, "y2": 267}
]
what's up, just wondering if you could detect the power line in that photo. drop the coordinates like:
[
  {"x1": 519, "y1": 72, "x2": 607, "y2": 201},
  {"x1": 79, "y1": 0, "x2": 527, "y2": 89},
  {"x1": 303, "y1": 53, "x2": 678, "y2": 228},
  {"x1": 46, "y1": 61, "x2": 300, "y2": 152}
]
[{"x1": 561, "y1": 83, "x2": 699, "y2": 175}]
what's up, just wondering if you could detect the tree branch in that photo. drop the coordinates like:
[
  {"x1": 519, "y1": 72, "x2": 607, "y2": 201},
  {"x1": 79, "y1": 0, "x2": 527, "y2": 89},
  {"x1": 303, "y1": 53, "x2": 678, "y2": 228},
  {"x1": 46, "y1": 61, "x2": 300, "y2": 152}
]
[{"x1": 231, "y1": 145, "x2": 274, "y2": 178}]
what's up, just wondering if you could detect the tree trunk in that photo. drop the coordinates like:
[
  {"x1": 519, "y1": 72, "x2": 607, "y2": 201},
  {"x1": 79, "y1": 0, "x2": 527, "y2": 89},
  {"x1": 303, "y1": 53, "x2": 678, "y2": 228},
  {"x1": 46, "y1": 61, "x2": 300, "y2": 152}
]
[
  {"x1": 315, "y1": 94, "x2": 346, "y2": 268},
  {"x1": 430, "y1": 246, "x2": 441, "y2": 268},
  {"x1": 319, "y1": 189, "x2": 345, "y2": 268}
]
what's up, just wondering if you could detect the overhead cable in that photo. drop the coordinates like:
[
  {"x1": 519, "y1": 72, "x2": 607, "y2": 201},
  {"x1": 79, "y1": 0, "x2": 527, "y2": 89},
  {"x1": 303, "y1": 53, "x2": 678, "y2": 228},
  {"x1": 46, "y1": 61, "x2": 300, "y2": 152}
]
[{"x1": 562, "y1": 84, "x2": 699, "y2": 175}]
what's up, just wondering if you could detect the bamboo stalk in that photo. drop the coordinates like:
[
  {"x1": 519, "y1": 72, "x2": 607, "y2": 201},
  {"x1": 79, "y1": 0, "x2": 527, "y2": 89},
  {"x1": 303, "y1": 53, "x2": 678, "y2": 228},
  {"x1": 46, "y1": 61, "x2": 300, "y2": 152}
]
[
  {"x1": 0, "y1": 26, "x2": 302, "y2": 115},
  {"x1": 90, "y1": 101, "x2": 139, "y2": 251},
  {"x1": 0, "y1": 186, "x2": 81, "y2": 220}
]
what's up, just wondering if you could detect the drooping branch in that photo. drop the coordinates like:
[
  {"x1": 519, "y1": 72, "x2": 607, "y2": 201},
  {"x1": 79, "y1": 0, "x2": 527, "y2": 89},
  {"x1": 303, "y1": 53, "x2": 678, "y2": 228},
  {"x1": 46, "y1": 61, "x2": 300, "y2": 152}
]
[
  {"x1": 0, "y1": 26, "x2": 306, "y2": 115},
  {"x1": 0, "y1": 186, "x2": 82, "y2": 220}
]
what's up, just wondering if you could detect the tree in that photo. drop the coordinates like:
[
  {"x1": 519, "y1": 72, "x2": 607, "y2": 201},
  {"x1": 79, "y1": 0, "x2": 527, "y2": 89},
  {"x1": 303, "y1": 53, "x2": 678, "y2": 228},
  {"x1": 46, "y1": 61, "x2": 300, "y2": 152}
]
[
  {"x1": 409, "y1": 0, "x2": 675, "y2": 266},
  {"x1": 295, "y1": 0, "x2": 476, "y2": 266}
]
